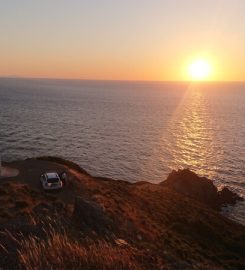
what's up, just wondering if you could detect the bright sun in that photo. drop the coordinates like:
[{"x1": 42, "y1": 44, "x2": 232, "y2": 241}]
[{"x1": 188, "y1": 59, "x2": 211, "y2": 81}]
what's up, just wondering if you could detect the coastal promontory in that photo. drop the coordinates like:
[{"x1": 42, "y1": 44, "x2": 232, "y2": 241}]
[{"x1": 0, "y1": 157, "x2": 244, "y2": 270}]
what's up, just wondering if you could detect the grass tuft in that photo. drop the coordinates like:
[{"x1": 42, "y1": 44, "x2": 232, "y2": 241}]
[{"x1": 17, "y1": 229, "x2": 143, "y2": 270}]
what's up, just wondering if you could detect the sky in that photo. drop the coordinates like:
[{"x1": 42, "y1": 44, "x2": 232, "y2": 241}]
[{"x1": 0, "y1": 0, "x2": 245, "y2": 81}]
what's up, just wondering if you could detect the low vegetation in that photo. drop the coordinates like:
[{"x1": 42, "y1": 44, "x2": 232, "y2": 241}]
[{"x1": 18, "y1": 230, "x2": 143, "y2": 270}]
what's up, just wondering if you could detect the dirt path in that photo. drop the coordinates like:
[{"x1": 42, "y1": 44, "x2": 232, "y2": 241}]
[
  {"x1": 0, "y1": 159, "x2": 87, "y2": 204},
  {"x1": 0, "y1": 166, "x2": 19, "y2": 178}
]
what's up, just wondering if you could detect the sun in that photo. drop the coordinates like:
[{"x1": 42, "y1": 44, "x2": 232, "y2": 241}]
[{"x1": 188, "y1": 59, "x2": 212, "y2": 81}]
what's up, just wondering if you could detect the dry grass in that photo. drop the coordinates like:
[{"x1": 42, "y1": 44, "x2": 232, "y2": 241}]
[{"x1": 17, "y1": 229, "x2": 143, "y2": 270}]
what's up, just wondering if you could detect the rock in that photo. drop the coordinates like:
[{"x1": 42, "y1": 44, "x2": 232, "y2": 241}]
[
  {"x1": 137, "y1": 234, "x2": 143, "y2": 241},
  {"x1": 218, "y1": 187, "x2": 243, "y2": 206},
  {"x1": 162, "y1": 169, "x2": 243, "y2": 209},
  {"x1": 114, "y1": 238, "x2": 129, "y2": 247},
  {"x1": 162, "y1": 169, "x2": 219, "y2": 208},
  {"x1": 72, "y1": 197, "x2": 113, "y2": 234}
]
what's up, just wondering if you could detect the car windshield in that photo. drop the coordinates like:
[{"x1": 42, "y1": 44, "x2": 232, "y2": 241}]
[{"x1": 47, "y1": 177, "x2": 60, "y2": 183}]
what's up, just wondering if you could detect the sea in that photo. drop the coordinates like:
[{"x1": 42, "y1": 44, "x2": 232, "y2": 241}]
[{"x1": 0, "y1": 78, "x2": 244, "y2": 224}]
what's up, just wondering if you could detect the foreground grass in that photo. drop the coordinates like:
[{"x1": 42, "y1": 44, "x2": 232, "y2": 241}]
[{"x1": 18, "y1": 229, "x2": 143, "y2": 270}]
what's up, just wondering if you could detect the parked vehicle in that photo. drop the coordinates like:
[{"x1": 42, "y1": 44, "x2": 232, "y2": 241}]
[{"x1": 40, "y1": 172, "x2": 63, "y2": 190}]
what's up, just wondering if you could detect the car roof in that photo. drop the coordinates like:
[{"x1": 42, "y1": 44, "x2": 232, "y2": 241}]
[{"x1": 45, "y1": 172, "x2": 59, "y2": 179}]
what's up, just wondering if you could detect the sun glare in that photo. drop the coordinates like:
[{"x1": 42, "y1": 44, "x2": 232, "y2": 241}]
[{"x1": 188, "y1": 59, "x2": 211, "y2": 81}]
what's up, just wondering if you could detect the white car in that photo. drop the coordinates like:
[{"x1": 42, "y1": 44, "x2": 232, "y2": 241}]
[{"x1": 40, "y1": 172, "x2": 63, "y2": 190}]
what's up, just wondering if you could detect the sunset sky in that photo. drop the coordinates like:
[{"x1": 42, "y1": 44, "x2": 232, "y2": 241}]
[{"x1": 0, "y1": 0, "x2": 245, "y2": 81}]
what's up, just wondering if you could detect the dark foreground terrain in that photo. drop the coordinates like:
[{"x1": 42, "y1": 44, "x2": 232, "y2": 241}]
[{"x1": 0, "y1": 157, "x2": 244, "y2": 270}]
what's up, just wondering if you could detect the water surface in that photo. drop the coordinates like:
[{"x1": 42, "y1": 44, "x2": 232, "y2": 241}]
[{"x1": 0, "y1": 78, "x2": 244, "y2": 223}]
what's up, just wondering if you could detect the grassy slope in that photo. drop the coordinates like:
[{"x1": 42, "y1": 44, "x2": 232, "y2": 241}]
[{"x1": 0, "y1": 157, "x2": 245, "y2": 269}]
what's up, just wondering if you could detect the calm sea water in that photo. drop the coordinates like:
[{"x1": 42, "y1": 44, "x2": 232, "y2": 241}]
[{"x1": 0, "y1": 78, "x2": 245, "y2": 224}]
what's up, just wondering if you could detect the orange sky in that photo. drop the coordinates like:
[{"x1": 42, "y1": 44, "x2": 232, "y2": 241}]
[{"x1": 0, "y1": 1, "x2": 245, "y2": 81}]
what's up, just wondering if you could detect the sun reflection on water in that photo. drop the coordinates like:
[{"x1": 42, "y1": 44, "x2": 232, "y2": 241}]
[{"x1": 165, "y1": 85, "x2": 223, "y2": 180}]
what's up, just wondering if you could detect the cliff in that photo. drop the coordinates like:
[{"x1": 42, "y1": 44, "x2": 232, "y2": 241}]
[{"x1": 0, "y1": 157, "x2": 244, "y2": 270}]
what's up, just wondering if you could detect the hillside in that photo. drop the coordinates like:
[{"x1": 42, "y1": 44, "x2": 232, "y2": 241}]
[{"x1": 0, "y1": 157, "x2": 244, "y2": 270}]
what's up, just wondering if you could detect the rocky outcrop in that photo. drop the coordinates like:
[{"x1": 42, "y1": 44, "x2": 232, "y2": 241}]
[
  {"x1": 218, "y1": 186, "x2": 243, "y2": 206},
  {"x1": 72, "y1": 197, "x2": 114, "y2": 234},
  {"x1": 161, "y1": 169, "x2": 243, "y2": 209}
]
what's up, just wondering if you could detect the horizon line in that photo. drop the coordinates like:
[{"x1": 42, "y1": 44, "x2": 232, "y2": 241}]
[{"x1": 0, "y1": 76, "x2": 245, "y2": 84}]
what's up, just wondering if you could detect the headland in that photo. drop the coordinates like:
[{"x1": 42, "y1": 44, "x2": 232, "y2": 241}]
[{"x1": 0, "y1": 157, "x2": 244, "y2": 269}]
